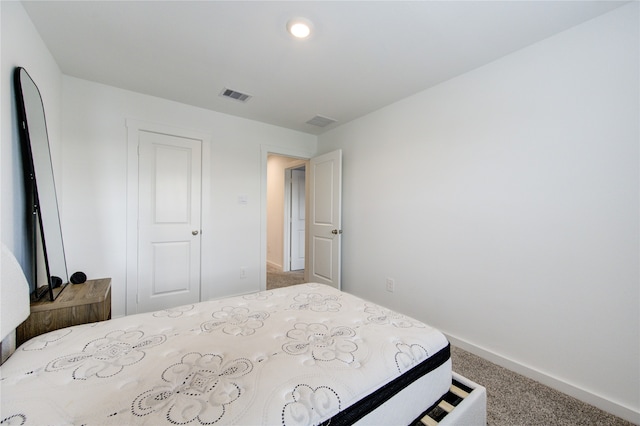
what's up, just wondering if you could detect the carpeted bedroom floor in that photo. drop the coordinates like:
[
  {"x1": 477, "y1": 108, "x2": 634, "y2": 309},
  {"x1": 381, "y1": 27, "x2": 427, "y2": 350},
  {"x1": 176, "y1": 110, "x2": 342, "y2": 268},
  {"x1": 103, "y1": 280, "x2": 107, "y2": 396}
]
[
  {"x1": 264, "y1": 272, "x2": 634, "y2": 425},
  {"x1": 266, "y1": 263, "x2": 305, "y2": 289},
  {"x1": 450, "y1": 346, "x2": 633, "y2": 426}
]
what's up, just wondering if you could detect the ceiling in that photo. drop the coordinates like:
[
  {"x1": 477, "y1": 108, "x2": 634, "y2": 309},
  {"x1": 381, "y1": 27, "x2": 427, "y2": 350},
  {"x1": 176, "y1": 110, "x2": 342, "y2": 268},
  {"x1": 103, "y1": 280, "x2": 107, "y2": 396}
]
[{"x1": 22, "y1": 1, "x2": 626, "y2": 135}]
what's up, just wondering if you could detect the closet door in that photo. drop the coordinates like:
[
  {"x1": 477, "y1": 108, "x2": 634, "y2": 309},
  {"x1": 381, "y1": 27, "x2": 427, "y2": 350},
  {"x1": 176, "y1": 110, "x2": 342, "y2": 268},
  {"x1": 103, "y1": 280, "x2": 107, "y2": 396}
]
[
  {"x1": 290, "y1": 168, "x2": 306, "y2": 271},
  {"x1": 137, "y1": 130, "x2": 202, "y2": 313}
]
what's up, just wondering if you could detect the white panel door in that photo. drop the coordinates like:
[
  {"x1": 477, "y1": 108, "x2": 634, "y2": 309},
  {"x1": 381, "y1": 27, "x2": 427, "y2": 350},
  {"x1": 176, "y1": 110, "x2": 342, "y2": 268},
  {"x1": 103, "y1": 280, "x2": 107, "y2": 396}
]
[
  {"x1": 290, "y1": 169, "x2": 305, "y2": 271},
  {"x1": 309, "y1": 150, "x2": 342, "y2": 289},
  {"x1": 138, "y1": 131, "x2": 202, "y2": 313}
]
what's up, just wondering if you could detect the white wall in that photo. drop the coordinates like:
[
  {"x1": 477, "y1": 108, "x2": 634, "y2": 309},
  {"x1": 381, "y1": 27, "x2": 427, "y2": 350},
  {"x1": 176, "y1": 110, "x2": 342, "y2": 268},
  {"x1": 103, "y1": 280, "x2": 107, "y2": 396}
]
[
  {"x1": 1, "y1": 1, "x2": 63, "y2": 278},
  {"x1": 61, "y1": 77, "x2": 316, "y2": 318},
  {"x1": 318, "y1": 4, "x2": 639, "y2": 422}
]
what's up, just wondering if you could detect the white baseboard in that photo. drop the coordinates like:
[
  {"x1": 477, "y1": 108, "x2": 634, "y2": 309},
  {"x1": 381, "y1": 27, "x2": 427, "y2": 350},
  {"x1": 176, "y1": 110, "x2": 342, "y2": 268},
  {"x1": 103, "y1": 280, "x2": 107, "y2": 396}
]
[
  {"x1": 266, "y1": 260, "x2": 282, "y2": 270},
  {"x1": 445, "y1": 333, "x2": 640, "y2": 425}
]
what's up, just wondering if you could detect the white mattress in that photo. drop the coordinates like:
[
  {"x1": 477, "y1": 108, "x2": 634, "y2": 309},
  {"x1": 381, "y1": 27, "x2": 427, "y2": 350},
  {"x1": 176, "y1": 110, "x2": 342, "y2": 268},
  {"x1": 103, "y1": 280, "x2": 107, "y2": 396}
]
[{"x1": 1, "y1": 283, "x2": 451, "y2": 425}]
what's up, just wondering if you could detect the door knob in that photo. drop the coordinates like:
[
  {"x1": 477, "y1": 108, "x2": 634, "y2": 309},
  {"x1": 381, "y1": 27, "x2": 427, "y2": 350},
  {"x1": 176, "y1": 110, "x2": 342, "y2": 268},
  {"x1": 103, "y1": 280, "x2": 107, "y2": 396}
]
[
  {"x1": 192, "y1": 230, "x2": 199, "y2": 235},
  {"x1": 331, "y1": 229, "x2": 342, "y2": 235}
]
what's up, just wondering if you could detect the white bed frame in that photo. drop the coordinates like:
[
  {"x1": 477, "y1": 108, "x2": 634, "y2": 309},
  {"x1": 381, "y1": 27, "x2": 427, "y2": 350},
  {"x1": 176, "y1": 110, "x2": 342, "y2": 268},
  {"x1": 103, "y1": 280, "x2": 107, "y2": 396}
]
[
  {"x1": 417, "y1": 372, "x2": 487, "y2": 426},
  {"x1": 1, "y1": 244, "x2": 31, "y2": 364}
]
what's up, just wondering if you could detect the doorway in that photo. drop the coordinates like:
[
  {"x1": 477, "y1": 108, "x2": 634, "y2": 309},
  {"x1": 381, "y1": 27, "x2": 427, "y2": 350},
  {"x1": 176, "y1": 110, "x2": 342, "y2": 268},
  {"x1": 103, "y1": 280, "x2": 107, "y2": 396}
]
[
  {"x1": 260, "y1": 147, "x2": 342, "y2": 292},
  {"x1": 266, "y1": 154, "x2": 307, "y2": 289}
]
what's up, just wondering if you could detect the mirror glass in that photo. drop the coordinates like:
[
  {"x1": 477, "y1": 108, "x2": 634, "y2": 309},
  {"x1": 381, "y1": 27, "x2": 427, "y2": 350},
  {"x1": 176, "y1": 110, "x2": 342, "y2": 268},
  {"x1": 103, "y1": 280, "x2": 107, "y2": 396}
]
[{"x1": 15, "y1": 67, "x2": 68, "y2": 300}]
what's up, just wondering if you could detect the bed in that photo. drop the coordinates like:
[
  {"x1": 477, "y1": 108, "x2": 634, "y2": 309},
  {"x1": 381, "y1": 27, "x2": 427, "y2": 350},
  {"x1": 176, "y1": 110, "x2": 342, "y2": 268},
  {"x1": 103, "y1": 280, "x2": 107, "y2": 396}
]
[{"x1": 1, "y1": 283, "x2": 484, "y2": 425}]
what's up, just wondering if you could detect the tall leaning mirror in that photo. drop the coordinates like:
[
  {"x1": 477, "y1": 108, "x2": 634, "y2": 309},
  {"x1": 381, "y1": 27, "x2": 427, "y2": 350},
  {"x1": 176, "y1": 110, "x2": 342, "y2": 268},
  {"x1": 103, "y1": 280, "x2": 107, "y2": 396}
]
[{"x1": 14, "y1": 67, "x2": 69, "y2": 301}]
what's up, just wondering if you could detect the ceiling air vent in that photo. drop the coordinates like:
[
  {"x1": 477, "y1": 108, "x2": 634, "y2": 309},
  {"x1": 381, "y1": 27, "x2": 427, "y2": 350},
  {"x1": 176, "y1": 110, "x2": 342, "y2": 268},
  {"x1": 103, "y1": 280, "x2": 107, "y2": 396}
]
[
  {"x1": 306, "y1": 115, "x2": 337, "y2": 128},
  {"x1": 220, "y1": 88, "x2": 252, "y2": 103}
]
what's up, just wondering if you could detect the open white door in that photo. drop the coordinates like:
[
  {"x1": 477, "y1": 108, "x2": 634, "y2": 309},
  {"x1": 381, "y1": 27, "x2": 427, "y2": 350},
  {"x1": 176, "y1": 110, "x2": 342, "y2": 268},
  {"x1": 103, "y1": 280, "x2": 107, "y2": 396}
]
[{"x1": 308, "y1": 149, "x2": 342, "y2": 289}]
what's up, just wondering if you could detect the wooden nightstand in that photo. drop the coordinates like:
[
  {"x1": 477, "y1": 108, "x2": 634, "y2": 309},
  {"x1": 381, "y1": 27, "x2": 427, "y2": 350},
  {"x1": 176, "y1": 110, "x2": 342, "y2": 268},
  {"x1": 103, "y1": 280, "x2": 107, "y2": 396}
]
[{"x1": 16, "y1": 278, "x2": 111, "y2": 346}]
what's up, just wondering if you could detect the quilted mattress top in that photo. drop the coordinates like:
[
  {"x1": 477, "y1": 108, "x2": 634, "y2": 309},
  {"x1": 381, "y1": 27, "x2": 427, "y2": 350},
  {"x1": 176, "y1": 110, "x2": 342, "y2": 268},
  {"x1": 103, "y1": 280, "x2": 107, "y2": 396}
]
[{"x1": 1, "y1": 283, "x2": 449, "y2": 425}]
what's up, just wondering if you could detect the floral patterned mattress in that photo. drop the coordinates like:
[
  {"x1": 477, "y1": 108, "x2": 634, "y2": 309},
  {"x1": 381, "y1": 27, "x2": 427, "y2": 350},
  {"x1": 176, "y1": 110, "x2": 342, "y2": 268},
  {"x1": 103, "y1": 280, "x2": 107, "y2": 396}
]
[{"x1": 1, "y1": 283, "x2": 451, "y2": 425}]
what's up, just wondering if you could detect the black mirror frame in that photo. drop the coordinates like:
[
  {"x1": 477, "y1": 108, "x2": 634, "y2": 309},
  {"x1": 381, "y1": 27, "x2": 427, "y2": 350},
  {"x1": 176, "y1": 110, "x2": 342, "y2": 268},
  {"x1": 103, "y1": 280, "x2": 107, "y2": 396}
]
[{"x1": 14, "y1": 67, "x2": 68, "y2": 301}]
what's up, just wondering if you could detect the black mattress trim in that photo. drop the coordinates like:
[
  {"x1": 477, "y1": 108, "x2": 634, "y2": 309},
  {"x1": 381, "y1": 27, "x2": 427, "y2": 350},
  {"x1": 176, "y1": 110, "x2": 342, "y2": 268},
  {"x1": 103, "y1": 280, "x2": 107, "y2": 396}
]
[{"x1": 326, "y1": 342, "x2": 451, "y2": 426}]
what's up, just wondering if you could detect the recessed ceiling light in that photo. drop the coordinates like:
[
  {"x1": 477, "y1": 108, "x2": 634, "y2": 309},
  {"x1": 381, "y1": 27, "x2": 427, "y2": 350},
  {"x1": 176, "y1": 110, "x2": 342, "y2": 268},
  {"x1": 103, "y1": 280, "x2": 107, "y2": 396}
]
[{"x1": 287, "y1": 18, "x2": 312, "y2": 39}]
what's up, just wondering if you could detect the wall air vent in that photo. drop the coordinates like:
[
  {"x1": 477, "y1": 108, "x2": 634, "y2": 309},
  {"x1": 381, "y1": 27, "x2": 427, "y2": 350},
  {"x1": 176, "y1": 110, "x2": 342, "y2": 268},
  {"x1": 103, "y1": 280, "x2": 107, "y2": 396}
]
[
  {"x1": 306, "y1": 115, "x2": 337, "y2": 127},
  {"x1": 220, "y1": 88, "x2": 252, "y2": 103}
]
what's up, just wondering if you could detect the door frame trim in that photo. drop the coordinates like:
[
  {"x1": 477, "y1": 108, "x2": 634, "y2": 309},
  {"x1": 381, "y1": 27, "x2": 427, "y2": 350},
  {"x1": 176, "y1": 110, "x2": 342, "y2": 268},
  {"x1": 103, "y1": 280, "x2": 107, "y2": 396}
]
[
  {"x1": 260, "y1": 145, "x2": 314, "y2": 291},
  {"x1": 125, "y1": 119, "x2": 211, "y2": 315}
]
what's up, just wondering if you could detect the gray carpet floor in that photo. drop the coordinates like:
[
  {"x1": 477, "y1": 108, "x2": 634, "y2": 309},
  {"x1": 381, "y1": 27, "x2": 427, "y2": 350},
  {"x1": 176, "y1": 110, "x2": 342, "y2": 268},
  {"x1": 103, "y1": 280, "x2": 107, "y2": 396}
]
[
  {"x1": 266, "y1": 264, "x2": 305, "y2": 289},
  {"x1": 262, "y1": 272, "x2": 634, "y2": 425},
  {"x1": 451, "y1": 345, "x2": 634, "y2": 426}
]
